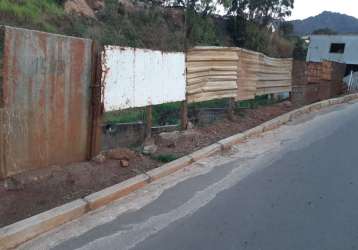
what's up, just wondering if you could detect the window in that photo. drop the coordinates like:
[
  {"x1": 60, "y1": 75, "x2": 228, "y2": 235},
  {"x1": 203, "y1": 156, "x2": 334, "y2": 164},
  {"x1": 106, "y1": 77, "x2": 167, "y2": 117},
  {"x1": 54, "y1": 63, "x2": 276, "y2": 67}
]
[{"x1": 329, "y1": 43, "x2": 345, "y2": 54}]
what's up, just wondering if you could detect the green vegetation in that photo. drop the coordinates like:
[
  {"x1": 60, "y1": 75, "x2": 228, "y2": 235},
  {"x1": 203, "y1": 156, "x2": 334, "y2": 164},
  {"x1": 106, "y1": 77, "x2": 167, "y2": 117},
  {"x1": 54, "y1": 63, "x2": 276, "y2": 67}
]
[
  {"x1": 0, "y1": 0, "x2": 63, "y2": 32},
  {"x1": 104, "y1": 96, "x2": 284, "y2": 126},
  {"x1": 188, "y1": 98, "x2": 229, "y2": 109},
  {"x1": 0, "y1": 0, "x2": 301, "y2": 55},
  {"x1": 238, "y1": 95, "x2": 284, "y2": 109},
  {"x1": 104, "y1": 102, "x2": 182, "y2": 126},
  {"x1": 151, "y1": 154, "x2": 179, "y2": 163},
  {"x1": 0, "y1": 0, "x2": 63, "y2": 20},
  {"x1": 152, "y1": 102, "x2": 181, "y2": 126},
  {"x1": 91, "y1": 0, "x2": 185, "y2": 50},
  {"x1": 104, "y1": 99, "x2": 229, "y2": 125},
  {"x1": 104, "y1": 109, "x2": 146, "y2": 124}
]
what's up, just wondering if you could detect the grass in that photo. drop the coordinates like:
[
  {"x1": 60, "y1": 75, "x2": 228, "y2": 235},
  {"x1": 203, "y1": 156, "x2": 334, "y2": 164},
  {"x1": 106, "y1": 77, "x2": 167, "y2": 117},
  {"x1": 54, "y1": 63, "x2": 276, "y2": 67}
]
[
  {"x1": 0, "y1": 0, "x2": 63, "y2": 31},
  {"x1": 151, "y1": 154, "x2": 178, "y2": 163},
  {"x1": 237, "y1": 95, "x2": 277, "y2": 109},
  {"x1": 104, "y1": 102, "x2": 182, "y2": 126},
  {"x1": 188, "y1": 98, "x2": 229, "y2": 109},
  {"x1": 103, "y1": 97, "x2": 276, "y2": 125},
  {"x1": 104, "y1": 108, "x2": 146, "y2": 124}
]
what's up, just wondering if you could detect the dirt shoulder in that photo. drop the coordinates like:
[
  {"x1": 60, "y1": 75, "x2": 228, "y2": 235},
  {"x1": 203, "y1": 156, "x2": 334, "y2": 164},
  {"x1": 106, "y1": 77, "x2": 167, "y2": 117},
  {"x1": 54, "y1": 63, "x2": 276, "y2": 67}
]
[{"x1": 0, "y1": 101, "x2": 295, "y2": 228}]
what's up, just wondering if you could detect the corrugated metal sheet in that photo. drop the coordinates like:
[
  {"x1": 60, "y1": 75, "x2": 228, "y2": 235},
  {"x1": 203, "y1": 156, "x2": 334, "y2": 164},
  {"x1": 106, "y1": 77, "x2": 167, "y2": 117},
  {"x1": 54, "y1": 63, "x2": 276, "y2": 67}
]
[
  {"x1": 186, "y1": 47, "x2": 238, "y2": 103},
  {"x1": 102, "y1": 46, "x2": 186, "y2": 111},
  {"x1": 186, "y1": 47, "x2": 293, "y2": 103},
  {"x1": 0, "y1": 26, "x2": 93, "y2": 178}
]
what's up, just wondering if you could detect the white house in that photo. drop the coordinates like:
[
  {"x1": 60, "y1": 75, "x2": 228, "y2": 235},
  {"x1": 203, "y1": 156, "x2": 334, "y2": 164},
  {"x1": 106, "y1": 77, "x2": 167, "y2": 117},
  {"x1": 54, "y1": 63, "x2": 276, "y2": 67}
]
[{"x1": 307, "y1": 35, "x2": 358, "y2": 66}]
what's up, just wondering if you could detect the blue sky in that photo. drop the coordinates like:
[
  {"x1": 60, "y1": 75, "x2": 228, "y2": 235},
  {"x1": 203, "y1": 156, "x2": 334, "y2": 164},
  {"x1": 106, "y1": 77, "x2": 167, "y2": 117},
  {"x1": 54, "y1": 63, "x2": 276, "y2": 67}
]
[{"x1": 288, "y1": 0, "x2": 358, "y2": 20}]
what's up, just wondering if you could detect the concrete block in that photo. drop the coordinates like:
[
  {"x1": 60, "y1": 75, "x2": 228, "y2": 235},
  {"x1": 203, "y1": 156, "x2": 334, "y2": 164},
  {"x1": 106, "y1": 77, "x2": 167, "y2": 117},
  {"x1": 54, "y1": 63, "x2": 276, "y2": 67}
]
[
  {"x1": 329, "y1": 98, "x2": 342, "y2": 106},
  {"x1": 147, "y1": 156, "x2": 193, "y2": 181},
  {"x1": 343, "y1": 94, "x2": 356, "y2": 102},
  {"x1": 309, "y1": 102, "x2": 322, "y2": 111},
  {"x1": 320, "y1": 100, "x2": 330, "y2": 108},
  {"x1": 189, "y1": 143, "x2": 222, "y2": 162},
  {"x1": 244, "y1": 126, "x2": 264, "y2": 138},
  {"x1": 84, "y1": 174, "x2": 149, "y2": 211},
  {"x1": 218, "y1": 133, "x2": 246, "y2": 150},
  {"x1": 0, "y1": 199, "x2": 87, "y2": 250},
  {"x1": 262, "y1": 114, "x2": 290, "y2": 132}
]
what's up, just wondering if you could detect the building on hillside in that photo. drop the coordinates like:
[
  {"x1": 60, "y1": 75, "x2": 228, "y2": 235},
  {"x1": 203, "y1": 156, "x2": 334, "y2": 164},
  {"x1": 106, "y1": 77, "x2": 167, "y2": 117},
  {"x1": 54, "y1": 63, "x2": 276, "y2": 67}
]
[{"x1": 307, "y1": 34, "x2": 358, "y2": 73}]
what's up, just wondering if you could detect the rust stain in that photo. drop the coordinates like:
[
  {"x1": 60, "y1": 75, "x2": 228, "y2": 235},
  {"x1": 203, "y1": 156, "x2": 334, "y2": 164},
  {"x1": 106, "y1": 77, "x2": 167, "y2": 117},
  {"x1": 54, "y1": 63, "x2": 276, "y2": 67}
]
[{"x1": 1, "y1": 26, "x2": 93, "y2": 178}]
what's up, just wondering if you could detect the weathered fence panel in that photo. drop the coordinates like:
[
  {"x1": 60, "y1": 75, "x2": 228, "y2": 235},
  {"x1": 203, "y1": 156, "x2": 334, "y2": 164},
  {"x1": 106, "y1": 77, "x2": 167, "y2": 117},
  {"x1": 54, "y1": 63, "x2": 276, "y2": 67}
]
[
  {"x1": 256, "y1": 55, "x2": 293, "y2": 96},
  {"x1": 237, "y1": 49, "x2": 260, "y2": 100},
  {"x1": 186, "y1": 47, "x2": 293, "y2": 103},
  {"x1": 0, "y1": 26, "x2": 93, "y2": 178},
  {"x1": 186, "y1": 47, "x2": 238, "y2": 103},
  {"x1": 102, "y1": 46, "x2": 186, "y2": 111}
]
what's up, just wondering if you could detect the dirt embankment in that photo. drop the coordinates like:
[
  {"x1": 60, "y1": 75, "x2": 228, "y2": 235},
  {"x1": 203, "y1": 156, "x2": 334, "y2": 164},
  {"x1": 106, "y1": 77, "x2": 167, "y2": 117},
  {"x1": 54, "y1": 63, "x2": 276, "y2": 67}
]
[{"x1": 0, "y1": 101, "x2": 294, "y2": 228}]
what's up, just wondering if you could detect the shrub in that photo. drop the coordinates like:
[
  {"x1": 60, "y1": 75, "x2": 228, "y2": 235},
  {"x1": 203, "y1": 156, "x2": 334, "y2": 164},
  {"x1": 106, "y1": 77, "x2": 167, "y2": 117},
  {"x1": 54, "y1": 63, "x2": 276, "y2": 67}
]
[{"x1": 0, "y1": 0, "x2": 63, "y2": 22}]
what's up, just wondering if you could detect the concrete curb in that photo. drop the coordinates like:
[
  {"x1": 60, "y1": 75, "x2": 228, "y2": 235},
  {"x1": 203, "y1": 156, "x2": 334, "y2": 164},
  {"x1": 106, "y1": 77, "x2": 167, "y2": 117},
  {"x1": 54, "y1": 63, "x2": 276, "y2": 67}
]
[
  {"x1": 189, "y1": 143, "x2": 222, "y2": 162},
  {"x1": 84, "y1": 174, "x2": 150, "y2": 211},
  {"x1": 0, "y1": 199, "x2": 87, "y2": 250},
  {"x1": 2, "y1": 93, "x2": 358, "y2": 249}
]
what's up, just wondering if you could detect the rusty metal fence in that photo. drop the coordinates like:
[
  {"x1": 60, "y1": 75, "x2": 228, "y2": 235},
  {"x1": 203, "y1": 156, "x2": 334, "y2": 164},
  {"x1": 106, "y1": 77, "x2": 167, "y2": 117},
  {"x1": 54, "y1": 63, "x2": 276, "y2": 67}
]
[
  {"x1": 0, "y1": 27, "x2": 295, "y2": 179},
  {"x1": 0, "y1": 26, "x2": 99, "y2": 178}
]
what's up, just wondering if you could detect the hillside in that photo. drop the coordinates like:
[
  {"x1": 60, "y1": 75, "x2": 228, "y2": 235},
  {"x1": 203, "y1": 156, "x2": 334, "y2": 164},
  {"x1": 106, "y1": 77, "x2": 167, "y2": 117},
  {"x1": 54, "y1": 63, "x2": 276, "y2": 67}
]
[
  {"x1": 291, "y1": 11, "x2": 358, "y2": 35},
  {"x1": 0, "y1": 0, "x2": 295, "y2": 57}
]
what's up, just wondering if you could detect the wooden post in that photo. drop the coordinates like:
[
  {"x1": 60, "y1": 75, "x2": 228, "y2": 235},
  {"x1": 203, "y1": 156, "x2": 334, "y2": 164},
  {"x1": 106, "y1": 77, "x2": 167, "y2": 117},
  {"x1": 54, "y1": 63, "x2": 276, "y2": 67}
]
[
  {"x1": 180, "y1": 100, "x2": 188, "y2": 130},
  {"x1": 227, "y1": 97, "x2": 235, "y2": 121},
  {"x1": 146, "y1": 105, "x2": 153, "y2": 139}
]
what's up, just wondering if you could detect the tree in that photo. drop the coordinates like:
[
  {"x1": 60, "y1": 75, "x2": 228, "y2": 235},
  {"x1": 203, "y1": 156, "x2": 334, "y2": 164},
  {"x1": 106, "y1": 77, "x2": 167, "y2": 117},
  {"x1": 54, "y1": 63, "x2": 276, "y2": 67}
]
[
  {"x1": 278, "y1": 21, "x2": 294, "y2": 37},
  {"x1": 247, "y1": 0, "x2": 294, "y2": 25},
  {"x1": 169, "y1": 0, "x2": 217, "y2": 15},
  {"x1": 292, "y1": 37, "x2": 308, "y2": 60},
  {"x1": 224, "y1": 0, "x2": 294, "y2": 26}
]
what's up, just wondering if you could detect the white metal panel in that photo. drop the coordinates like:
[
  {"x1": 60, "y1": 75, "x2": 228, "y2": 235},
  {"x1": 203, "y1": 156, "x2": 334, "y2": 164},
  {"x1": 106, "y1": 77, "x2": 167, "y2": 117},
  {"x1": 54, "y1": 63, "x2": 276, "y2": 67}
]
[
  {"x1": 307, "y1": 35, "x2": 358, "y2": 65},
  {"x1": 102, "y1": 46, "x2": 186, "y2": 110}
]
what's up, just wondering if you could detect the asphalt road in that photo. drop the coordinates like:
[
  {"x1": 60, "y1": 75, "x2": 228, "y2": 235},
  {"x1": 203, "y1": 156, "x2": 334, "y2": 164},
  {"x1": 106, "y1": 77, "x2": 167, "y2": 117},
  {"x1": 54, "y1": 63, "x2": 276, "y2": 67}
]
[{"x1": 21, "y1": 101, "x2": 358, "y2": 250}]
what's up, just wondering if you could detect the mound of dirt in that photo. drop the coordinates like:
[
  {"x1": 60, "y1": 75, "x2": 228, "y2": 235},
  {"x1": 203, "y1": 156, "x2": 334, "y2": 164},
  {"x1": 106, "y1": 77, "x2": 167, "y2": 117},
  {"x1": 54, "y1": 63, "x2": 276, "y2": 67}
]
[{"x1": 64, "y1": 0, "x2": 104, "y2": 18}]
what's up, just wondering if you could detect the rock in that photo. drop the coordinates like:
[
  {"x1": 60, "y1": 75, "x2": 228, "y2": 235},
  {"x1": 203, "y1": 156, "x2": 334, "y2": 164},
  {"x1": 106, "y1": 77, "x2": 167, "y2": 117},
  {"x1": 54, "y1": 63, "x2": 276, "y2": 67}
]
[
  {"x1": 86, "y1": 0, "x2": 105, "y2": 10},
  {"x1": 64, "y1": 0, "x2": 96, "y2": 18},
  {"x1": 142, "y1": 144, "x2": 158, "y2": 155},
  {"x1": 118, "y1": 0, "x2": 136, "y2": 13},
  {"x1": 142, "y1": 137, "x2": 158, "y2": 155},
  {"x1": 282, "y1": 101, "x2": 293, "y2": 108},
  {"x1": 92, "y1": 153, "x2": 106, "y2": 164},
  {"x1": 119, "y1": 159, "x2": 130, "y2": 168},
  {"x1": 4, "y1": 178, "x2": 24, "y2": 191},
  {"x1": 187, "y1": 121, "x2": 194, "y2": 129},
  {"x1": 106, "y1": 148, "x2": 137, "y2": 161},
  {"x1": 159, "y1": 131, "x2": 180, "y2": 141},
  {"x1": 167, "y1": 141, "x2": 176, "y2": 148}
]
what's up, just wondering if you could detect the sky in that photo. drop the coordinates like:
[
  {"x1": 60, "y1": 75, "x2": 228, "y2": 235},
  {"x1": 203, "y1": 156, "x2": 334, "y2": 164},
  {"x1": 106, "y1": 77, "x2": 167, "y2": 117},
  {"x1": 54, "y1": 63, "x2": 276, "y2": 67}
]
[{"x1": 288, "y1": 0, "x2": 358, "y2": 20}]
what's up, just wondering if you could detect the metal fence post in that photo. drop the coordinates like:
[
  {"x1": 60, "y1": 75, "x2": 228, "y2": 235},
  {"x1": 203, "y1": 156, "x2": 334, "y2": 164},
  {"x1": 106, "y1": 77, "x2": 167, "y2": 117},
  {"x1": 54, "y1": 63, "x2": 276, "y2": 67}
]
[
  {"x1": 227, "y1": 97, "x2": 235, "y2": 121},
  {"x1": 146, "y1": 105, "x2": 153, "y2": 139},
  {"x1": 180, "y1": 100, "x2": 188, "y2": 130},
  {"x1": 88, "y1": 41, "x2": 103, "y2": 159}
]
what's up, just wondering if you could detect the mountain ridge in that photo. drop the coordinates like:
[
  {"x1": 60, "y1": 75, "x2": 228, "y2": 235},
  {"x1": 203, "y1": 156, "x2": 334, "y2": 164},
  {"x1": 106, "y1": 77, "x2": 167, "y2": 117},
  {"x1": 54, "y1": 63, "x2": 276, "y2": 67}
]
[{"x1": 290, "y1": 11, "x2": 358, "y2": 35}]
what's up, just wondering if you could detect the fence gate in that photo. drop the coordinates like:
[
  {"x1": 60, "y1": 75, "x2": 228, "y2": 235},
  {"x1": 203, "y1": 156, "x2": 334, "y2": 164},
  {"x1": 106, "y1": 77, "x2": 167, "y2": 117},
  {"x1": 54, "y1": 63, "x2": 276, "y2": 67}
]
[{"x1": 0, "y1": 26, "x2": 95, "y2": 178}]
